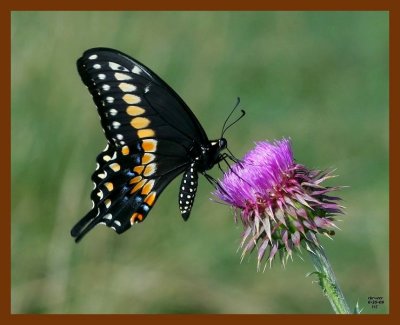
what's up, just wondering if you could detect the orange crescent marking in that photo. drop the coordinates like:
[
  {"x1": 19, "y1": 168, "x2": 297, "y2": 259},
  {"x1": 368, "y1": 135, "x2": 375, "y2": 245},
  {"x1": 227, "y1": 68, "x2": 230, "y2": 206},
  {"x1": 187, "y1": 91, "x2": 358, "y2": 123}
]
[
  {"x1": 130, "y1": 212, "x2": 144, "y2": 224},
  {"x1": 141, "y1": 153, "x2": 155, "y2": 164},
  {"x1": 141, "y1": 180, "x2": 155, "y2": 195},
  {"x1": 129, "y1": 176, "x2": 142, "y2": 184},
  {"x1": 143, "y1": 163, "x2": 156, "y2": 177},
  {"x1": 144, "y1": 192, "x2": 157, "y2": 206},
  {"x1": 130, "y1": 179, "x2": 146, "y2": 194}
]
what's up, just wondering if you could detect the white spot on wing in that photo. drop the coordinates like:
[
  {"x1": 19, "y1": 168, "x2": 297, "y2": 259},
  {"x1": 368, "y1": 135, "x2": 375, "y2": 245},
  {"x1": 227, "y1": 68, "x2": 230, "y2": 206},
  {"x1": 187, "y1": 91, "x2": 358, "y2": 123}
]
[
  {"x1": 114, "y1": 220, "x2": 121, "y2": 226},
  {"x1": 109, "y1": 62, "x2": 128, "y2": 71},
  {"x1": 97, "y1": 190, "x2": 103, "y2": 199},
  {"x1": 132, "y1": 66, "x2": 141, "y2": 74},
  {"x1": 104, "y1": 213, "x2": 112, "y2": 220},
  {"x1": 106, "y1": 96, "x2": 114, "y2": 103},
  {"x1": 109, "y1": 109, "x2": 118, "y2": 116},
  {"x1": 119, "y1": 82, "x2": 137, "y2": 92},
  {"x1": 115, "y1": 72, "x2": 132, "y2": 81},
  {"x1": 89, "y1": 54, "x2": 98, "y2": 60},
  {"x1": 93, "y1": 64, "x2": 101, "y2": 69},
  {"x1": 98, "y1": 74, "x2": 106, "y2": 80},
  {"x1": 102, "y1": 84, "x2": 110, "y2": 91},
  {"x1": 112, "y1": 121, "x2": 121, "y2": 129}
]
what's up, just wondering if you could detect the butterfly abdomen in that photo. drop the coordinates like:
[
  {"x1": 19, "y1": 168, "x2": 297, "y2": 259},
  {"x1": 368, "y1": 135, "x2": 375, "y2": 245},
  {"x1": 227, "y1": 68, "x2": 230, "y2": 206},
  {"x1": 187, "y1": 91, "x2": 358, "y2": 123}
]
[{"x1": 179, "y1": 162, "x2": 199, "y2": 220}]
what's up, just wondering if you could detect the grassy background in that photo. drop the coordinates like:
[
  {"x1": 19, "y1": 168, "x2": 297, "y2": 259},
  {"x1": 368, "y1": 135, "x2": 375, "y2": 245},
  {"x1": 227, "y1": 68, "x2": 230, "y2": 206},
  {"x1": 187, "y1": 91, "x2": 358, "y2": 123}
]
[{"x1": 11, "y1": 11, "x2": 388, "y2": 314}]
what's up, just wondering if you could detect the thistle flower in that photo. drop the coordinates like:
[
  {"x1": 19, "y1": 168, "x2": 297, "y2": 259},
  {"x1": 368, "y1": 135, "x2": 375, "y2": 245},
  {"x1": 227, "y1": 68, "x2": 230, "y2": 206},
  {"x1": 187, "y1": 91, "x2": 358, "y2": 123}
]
[{"x1": 214, "y1": 139, "x2": 344, "y2": 270}]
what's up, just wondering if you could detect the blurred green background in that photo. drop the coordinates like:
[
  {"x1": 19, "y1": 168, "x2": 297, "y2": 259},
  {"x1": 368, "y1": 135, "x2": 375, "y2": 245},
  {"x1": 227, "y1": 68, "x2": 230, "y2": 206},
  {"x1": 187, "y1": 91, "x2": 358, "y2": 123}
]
[{"x1": 11, "y1": 11, "x2": 388, "y2": 314}]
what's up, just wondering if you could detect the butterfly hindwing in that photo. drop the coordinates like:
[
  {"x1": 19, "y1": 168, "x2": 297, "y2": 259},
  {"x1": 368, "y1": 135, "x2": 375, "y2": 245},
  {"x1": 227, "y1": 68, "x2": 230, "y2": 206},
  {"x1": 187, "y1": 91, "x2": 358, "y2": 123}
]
[{"x1": 71, "y1": 139, "x2": 188, "y2": 241}]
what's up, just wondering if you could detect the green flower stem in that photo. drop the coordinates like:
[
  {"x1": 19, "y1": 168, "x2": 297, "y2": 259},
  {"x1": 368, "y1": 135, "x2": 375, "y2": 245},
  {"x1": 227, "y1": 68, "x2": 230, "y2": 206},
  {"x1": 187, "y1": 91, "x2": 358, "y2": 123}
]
[{"x1": 305, "y1": 240, "x2": 351, "y2": 314}]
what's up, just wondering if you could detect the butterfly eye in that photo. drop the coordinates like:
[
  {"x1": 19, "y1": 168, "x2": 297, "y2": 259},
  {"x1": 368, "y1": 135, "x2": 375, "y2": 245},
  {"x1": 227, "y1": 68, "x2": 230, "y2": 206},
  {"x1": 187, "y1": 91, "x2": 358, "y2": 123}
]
[{"x1": 220, "y1": 138, "x2": 228, "y2": 150}]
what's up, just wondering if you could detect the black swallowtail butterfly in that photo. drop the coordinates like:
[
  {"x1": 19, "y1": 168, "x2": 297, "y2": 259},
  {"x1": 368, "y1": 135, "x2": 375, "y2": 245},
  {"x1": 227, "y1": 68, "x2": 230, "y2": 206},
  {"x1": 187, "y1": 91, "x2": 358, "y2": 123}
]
[{"x1": 71, "y1": 48, "x2": 235, "y2": 242}]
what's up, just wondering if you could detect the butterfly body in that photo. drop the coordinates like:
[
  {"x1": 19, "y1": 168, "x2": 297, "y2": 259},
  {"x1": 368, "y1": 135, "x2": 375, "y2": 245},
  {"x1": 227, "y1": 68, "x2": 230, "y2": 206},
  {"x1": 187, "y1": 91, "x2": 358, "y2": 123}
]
[{"x1": 71, "y1": 48, "x2": 227, "y2": 242}]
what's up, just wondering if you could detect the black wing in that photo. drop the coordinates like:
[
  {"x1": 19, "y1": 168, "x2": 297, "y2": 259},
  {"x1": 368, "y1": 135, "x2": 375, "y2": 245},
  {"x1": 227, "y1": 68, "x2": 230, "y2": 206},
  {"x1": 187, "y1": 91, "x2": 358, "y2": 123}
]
[{"x1": 71, "y1": 48, "x2": 208, "y2": 242}]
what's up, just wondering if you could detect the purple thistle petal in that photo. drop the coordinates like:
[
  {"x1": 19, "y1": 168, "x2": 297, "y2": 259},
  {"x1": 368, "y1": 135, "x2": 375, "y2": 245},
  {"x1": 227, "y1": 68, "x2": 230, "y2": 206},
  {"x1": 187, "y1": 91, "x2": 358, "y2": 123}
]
[
  {"x1": 291, "y1": 231, "x2": 301, "y2": 247},
  {"x1": 268, "y1": 242, "x2": 279, "y2": 266},
  {"x1": 257, "y1": 239, "x2": 270, "y2": 269}
]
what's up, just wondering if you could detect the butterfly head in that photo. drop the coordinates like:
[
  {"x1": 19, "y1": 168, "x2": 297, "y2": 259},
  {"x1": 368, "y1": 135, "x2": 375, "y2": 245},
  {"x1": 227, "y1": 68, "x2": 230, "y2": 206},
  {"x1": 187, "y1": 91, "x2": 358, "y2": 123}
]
[
  {"x1": 217, "y1": 138, "x2": 228, "y2": 151},
  {"x1": 203, "y1": 138, "x2": 227, "y2": 169}
]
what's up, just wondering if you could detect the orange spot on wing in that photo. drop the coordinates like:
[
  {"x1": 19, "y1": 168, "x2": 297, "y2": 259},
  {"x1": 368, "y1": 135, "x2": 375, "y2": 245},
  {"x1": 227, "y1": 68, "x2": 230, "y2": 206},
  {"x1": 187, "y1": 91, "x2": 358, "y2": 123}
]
[
  {"x1": 126, "y1": 106, "x2": 145, "y2": 116},
  {"x1": 130, "y1": 117, "x2": 150, "y2": 129},
  {"x1": 121, "y1": 146, "x2": 130, "y2": 155},
  {"x1": 105, "y1": 182, "x2": 114, "y2": 191},
  {"x1": 142, "y1": 139, "x2": 157, "y2": 152},
  {"x1": 130, "y1": 212, "x2": 144, "y2": 224},
  {"x1": 133, "y1": 165, "x2": 144, "y2": 174},
  {"x1": 144, "y1": 192, "x2": 157, "y2": 206},
  {"x1": 129, "y1": 176, "x2": 142, "y2": 184},
  {"x1": 143, "y1": 163, "x2": 156, "y2": 177},
  {"x1": 137, "y1": 129, "x2": 155, "y2": 138},
  {"x1": 109, "y1": 163, "x2": 121, "y2": 172},
  {"x1": 141, "y1": 180, "x2": 155, "y2": 195},
  {"x1": 141, "y1": 153, "x2": 155, "y2": 164},
  {"x1": 123, "y1": 94, "x2": 141, "y2": 104},
  {"x1": 130, "y1": 179, "x2": 146, "y2": 194}
]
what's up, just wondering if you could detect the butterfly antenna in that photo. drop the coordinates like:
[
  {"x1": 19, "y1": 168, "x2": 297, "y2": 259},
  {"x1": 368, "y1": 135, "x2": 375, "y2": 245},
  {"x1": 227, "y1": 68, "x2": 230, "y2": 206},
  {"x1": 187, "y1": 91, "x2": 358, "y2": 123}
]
[{"x1": 221, "y1": 97, "x2": 246, "y2": 138}]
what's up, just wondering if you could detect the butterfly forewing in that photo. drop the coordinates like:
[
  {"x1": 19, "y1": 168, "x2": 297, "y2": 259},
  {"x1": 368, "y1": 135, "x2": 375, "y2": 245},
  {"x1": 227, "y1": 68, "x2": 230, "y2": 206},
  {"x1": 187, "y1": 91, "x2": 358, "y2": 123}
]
[{"x1": 77, "y1": 48, "x2": 208, "y2": 147}]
